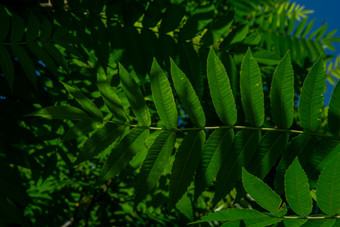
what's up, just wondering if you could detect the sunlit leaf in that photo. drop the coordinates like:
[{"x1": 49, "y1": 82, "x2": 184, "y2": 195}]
[{"x1": 27, "y1": 106, "x2": 92, "y2": 120}]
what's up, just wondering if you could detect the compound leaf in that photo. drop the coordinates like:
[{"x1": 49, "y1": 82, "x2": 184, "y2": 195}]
[{"x1": 135, "y1": 131, "x2": 176, "y2": 206}]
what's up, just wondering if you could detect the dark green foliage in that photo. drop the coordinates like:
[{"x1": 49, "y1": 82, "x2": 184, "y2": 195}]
[{"x1": 2, "y1": 0, "x2": 340, "y2": 226}]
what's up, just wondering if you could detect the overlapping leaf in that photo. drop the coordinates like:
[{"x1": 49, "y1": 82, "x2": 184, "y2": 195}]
[
  {"x1": 97, "y1": 67, "x2": 127, "y2": 122},
  {"x1": 119, "y1": 63, "x2": 151, "y2": 126},
  {"x1": 150, "y1": 58, "x2": 178, "y2": 129},
  {"x1": 98, "y1": 128, "x2": 149, "y2": 183},
  {"x1": 213, "y1": 130, "x2": 261, "y2": 206},
  {"x1": 61, "y1": 82, "x2": 103, "y2": 119},
  {"x1": 169, "y1": 130, "x2": 205, "y2": 210},
  {"x1": 75, "y1": 124, "x2": 126, "y2": 164},
  {"x1": 135, "y1": 131, "x2": 176, "y2": 206},
  {"x1": 194, "y1": 129, "x2": 234, "y2": 201},
  {"x1": 240, "y1": 48, "x2": 264, "y2": 127}
]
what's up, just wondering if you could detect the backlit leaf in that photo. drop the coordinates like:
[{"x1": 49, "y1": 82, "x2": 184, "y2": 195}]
[
  {"x1": 207, "y1": 48, "x2": 237, "y2": 126},
  {"x1": 63, "y1": 119, "x2": 100, "y2": 141},
  {"x1": 170, "y1": 58, "x2": 205, "y2": 127},
  {"x1": 240, "y1": 48, "x2": 264, "y2": 127},
  {"x1": 285, "y1": 158, "x2": 312, "y2": 216},
  {"x1": 299, "y1": 56, "x2": 325, "y2": 132},
  {"x1": 150, "y1": 58, "x2": 178, "y2": 129},
  {"x1": 270, "y1": 51, "x2": 294, "y2": 129}
]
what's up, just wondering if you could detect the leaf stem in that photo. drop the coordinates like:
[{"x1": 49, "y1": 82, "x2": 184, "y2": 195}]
[{"x1": 102, "y1": 119, "x2": 340, "y2": 140}]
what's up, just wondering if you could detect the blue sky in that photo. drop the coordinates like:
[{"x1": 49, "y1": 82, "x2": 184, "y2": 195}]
[{"x1": 294, "y1": 0, "x2": 340, "y2": 105}]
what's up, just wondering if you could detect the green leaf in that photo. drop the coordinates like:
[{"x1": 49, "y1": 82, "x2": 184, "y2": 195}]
[
  {"x1": 169, "y1": 130, "x2": 205, "y2": 210},
  {"x1": 26, "y1": 13, "x2": 40, "y2": 42},
  {"x1": 328, "y1": 80, "x2": 340, "y2": 136},
  {"x1": 10, "y1": 13, "x2": 25, "y2": 43},
  {"x1": 27, "y1": 106, "x2": 92, "y2": 120},
  {"x1": 119, "y1": 63, "x2": 151, "y2": 126},
  {"x1": 316, "y1": 152, "x2": 340, "y2": 216},
  {"x1": 61, "y1": 82, "x2": 103, "y2": 119},
  {"x1": 207, "y1": 48, "x2": 237, "y2": 126},
  {"x1": 299, "y1": 56, "x2": 325, "y2": 132},
  {"x1": 150, "y1": 58, "x2": 178, "y2": 129},
  {"x1": 240, "y1": 48, "x2": 264, "y2": 127},
  {"x1": 242, "y1": 168, "x2": 287, "y2": 217},
  {"x1": 0, "y1": 46, "x2": 14, "y2": 91},
  {"x1": 213, "y1": 130, "x2": 261, "y2": 206},
  {"x1": 191, "y1": 208, "x2": 282, "y2": 226},
  {"x1": 270, "y1": 51, "x2": 294, "y2": 129},
  {"x1": 75, "y1": 124, "x2": 126, "y2": 165},
  {"x1": 194, "y1": 129, "x2": 234, "y2": 201},
  {"x1": 170, "y1": 58, "x2": 205, "y2": 127},
  {"x1": 0, "y1": 7, "x2": 10, "y2": 42},
  {"x1": 98, "y1": 128, "x2": 149, "y2": 183},
  {"x1": 287, "y1": 11, "x2": 296, "y2": 35},
  {"x1": 285, "y1": 158, "x2": 312, "y2": 216},
  {"x1": 97, "y1": 68, "x2": 127, "y2": 122},
  {"x1": 11, "y1": 45, "x2": 37, "y2": 88},
  {"x1": 248, "y1": 131, "x2": 288, "y2": 179},
  {"x1": 63, "y1": 119, "x2": 100, "y2": 141},
  {"x1": 135, "y1": 131, "x2": 176, "y2": 206}
]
